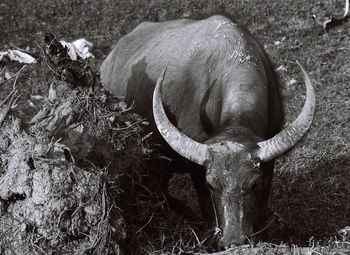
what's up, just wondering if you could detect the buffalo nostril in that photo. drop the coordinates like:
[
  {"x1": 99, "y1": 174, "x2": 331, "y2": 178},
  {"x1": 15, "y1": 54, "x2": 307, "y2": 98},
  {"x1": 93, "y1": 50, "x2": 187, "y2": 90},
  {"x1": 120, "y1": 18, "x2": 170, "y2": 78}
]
[
  {"x1": 229, "y1": 242, "x2": 245, "y2": 248},
  {"x1": 216, "y1": 240, "x2": 226, "y2": 251},
  {"x1": 230, "y1": 235, "x2": 248, "y2": 246},
  {"x1": 216, "y1": 235, "x2": 248, "y2": 250},
  {"x1": 229, "y1": 244, "x2": 238, "y2": 248}
]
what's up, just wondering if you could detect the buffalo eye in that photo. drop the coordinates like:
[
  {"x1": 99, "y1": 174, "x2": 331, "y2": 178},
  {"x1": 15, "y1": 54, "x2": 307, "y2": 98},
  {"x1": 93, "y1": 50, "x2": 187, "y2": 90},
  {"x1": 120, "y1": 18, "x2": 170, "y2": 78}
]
[
  {"x1": 251, "y1": 157, "x2": 261, "y2": 170},
  {"x1": 248, "y1": 153, "x2": 261, "y2": 170}
]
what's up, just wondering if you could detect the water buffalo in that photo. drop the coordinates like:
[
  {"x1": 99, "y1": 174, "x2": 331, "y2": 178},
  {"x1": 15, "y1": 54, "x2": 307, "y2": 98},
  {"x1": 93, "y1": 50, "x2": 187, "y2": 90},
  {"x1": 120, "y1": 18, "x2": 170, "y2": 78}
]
[{"x1": 100, "y1": 15, "x2": 316, "y2": 250}]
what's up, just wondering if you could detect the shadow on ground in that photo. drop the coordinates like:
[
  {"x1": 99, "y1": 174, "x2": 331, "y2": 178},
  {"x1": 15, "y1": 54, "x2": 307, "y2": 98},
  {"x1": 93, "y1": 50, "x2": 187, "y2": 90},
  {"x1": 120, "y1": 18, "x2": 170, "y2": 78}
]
[{"x1": 270, "y1": 155, "x2": 350, "y2": 245}]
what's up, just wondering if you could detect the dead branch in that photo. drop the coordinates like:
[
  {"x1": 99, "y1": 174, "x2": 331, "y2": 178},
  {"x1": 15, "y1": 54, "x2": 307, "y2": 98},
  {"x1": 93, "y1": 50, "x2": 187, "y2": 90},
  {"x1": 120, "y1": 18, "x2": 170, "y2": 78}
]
[
  {"x1": 12, "y1": 64, "x2": 26, "y2": 91},
  {"x1": 0, "y1": 65, "x2": 26, "y2": 126},
  {"x1": 0, "y1": 90, "x2": 18, "y2": 127},
  {"x1": 0, "y1": 64, "x2": 27, "y2": 86},
  {"x1": 0, "y1": 90, "x2": 15, "y2": 108},
  {"x1": 0, "y1": 67, "x2": 6, "y2": 77}
]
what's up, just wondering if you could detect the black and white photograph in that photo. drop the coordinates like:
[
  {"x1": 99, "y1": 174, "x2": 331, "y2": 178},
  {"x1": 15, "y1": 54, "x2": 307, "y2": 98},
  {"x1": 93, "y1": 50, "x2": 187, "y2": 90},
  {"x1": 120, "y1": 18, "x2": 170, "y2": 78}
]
[{"x1": 0, "y1": 0, "x2": 349, "y2": 254}]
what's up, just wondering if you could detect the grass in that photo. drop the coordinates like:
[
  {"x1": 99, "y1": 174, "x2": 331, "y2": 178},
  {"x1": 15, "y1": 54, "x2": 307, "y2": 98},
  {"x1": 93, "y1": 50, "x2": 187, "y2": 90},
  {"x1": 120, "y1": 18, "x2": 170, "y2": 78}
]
[{"x1": 1, "y1": 0, "x2": 349, "y2": 254}]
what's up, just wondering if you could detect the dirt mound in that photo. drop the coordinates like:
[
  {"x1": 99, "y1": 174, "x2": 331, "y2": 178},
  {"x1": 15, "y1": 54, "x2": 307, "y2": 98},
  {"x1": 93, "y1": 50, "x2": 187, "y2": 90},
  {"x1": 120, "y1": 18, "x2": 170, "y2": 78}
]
[
  {"x1": 0, "y1": 51, "x2": 153, "y2": 253},
  {"x1": 0, "y1": 117, "x2": 126, "y2": 254}
]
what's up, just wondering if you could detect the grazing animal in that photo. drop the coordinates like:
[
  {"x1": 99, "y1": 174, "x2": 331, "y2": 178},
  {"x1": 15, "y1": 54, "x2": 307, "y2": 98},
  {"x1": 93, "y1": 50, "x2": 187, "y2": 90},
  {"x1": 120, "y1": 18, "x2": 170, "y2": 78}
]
[{"x1": 100, "y1": 15, "x2": 316, "y2": 250}]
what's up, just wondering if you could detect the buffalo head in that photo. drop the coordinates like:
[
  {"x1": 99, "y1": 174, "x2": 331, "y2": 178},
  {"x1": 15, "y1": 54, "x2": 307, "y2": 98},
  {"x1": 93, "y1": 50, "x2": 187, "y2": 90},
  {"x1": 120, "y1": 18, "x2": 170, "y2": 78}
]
[{"x1": 153, "y1": 62, "x2": 316, "y2": 249}]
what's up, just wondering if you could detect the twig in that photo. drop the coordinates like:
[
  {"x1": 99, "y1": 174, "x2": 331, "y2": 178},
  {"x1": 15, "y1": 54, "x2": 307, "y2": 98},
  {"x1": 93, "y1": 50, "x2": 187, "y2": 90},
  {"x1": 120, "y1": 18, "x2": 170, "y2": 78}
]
[
  {"x1": 189, "y1": 227, "x2": 201, "y2": 247},
  {"x1": 35, "y1": 40, "x2": 60, "y2": 77},
  {"x1": 12, "y1": 64, "x2": 27, "y2": 91},
  {"x1": 0, "y1": 64, "x2": 26, "y2": 86},
  {"x1": 0, "y1": 90, "x2": 18, "y2": 127},
  {"x1": 0, "y1": 66, "x2": 6, "y2": 77},
  {"x1": 30, "y1": 227, "x2": 48, "y2": 255},
  {"x1": 120, "y1": 101, "x2": 135, "y2": 113},
  {"x1": 56, "y1": 207, "x2": 71, "y2": 233},
  {"x1": 0, "y1": 90, "x2": 16, "y2": 108},
  {"x1": 135, "y1": 211, "x2": 155, "y2": 235},
  {"x1": 109, "y1": 119, "x2": 144, "y2": 131},
  {"x1": 249, "y1": 213, "x2": 276, "y2": 237},
  {"x1": 10, "y1": 93, "x2": 21, "y2": 109}
]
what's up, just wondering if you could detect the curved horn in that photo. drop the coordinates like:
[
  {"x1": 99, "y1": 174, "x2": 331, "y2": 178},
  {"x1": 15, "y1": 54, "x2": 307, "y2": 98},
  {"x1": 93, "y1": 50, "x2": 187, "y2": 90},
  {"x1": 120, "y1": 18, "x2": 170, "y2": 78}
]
[
  {"x1": 153, "y1": 68, "x2": 209, "y2": 165},
  {"x1": 257, "y1": 61, "x2": 316, "y2": 162}
]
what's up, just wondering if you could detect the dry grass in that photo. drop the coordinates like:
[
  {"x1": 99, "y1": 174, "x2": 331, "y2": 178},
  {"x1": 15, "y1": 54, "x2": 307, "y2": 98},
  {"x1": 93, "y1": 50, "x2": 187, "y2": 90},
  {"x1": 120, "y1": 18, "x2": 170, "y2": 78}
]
[{"x1": 1, "y1": 0, "x2": 350, "y2": 254}]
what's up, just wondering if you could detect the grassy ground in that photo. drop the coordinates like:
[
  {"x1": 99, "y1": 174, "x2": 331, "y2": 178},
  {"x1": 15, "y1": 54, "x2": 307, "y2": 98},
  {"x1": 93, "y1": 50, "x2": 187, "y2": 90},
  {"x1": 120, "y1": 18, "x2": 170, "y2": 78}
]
[{"x1": 1, "y1": 0, "x2": 350, "y2": 254}]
